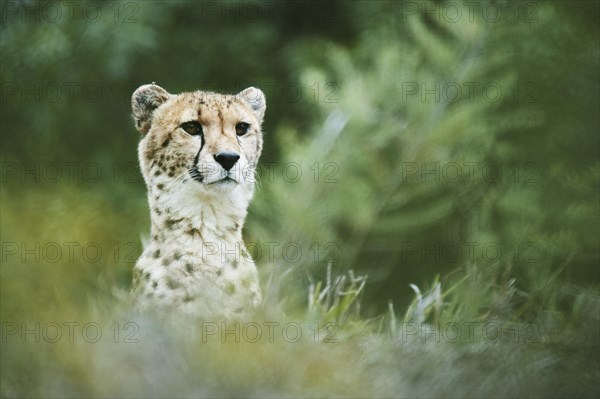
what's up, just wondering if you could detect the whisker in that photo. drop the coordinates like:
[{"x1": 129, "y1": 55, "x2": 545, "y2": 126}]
[
  {"x1": 253, "y1": 169, "x2": 262, "y2": 190},
  {"x1": 186, "y1": 166, "x2": 203, "y2": 182}
]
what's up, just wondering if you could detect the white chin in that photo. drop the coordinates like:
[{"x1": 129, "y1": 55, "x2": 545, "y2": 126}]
[{"x1": 206, "y1": 177, "x2": 238, "y2": 191}]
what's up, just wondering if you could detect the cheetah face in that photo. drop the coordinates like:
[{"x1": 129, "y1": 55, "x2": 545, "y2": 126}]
[{"x1": 131, "y1": 84, "x2": 265, "y2": 195}]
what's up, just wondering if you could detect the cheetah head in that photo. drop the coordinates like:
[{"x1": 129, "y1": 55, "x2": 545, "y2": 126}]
[{"x1": 131, "y1": 84, "x2": 265, "y2": 198}]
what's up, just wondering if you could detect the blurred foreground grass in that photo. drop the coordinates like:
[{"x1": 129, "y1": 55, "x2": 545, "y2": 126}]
[
  {"x1": 1, "y1": 182, "x2": 598, "y2": 397},
  {"x1": 1, "y1": 215, "x2": 598, "y2": 397}
]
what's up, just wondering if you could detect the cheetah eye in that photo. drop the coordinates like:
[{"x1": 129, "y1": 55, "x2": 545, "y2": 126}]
[
  {"x1": 180, "y1": 121, "x2": 203, "y2": 136},
  {"x1": 235, "y1": 122, "x2": 250, "y2": 136}
]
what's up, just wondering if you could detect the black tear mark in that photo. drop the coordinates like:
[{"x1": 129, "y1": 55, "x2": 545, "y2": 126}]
[
  {"x1": 145, "y1": 272, "x2": 151, "y2": 280},
  {"x1": 161, "y1": 133, "x2": 171, "y2": 147},
  {"x1": 152, "y1": 281, "x2": 158, "y2": 289},
  {"x1": 153, "y1": 249, "x2": 160, "y2": 258}
]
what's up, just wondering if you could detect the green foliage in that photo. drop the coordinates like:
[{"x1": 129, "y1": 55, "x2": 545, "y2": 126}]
[{"x1": 246, "y1": 0, "x2": 600, "y2": 319}]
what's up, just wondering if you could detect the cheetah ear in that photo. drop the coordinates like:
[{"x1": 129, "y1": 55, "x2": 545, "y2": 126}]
[
  {"x1": 238, "y1": 87, "x2": 266, "y2": 124},
  {"x1": 131, "y1": 84, "x2": 171, "y2": 135}
]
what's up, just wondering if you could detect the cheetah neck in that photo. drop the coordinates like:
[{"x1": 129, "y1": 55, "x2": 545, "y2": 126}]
[
  {"x1": 147, "y1": 181, "x2": 253, "y2": 247},
  {"x1": 133, "y1": 180, "x2": 262, "y2": 318}
]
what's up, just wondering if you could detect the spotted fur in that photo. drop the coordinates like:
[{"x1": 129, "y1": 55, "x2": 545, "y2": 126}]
[{"x1": 130, "y1": 84, "x2": 265, "y2": 319}]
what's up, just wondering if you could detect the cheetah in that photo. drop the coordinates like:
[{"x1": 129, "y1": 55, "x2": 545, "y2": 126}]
[{"x1": 130, "y1": 83, "x2": 265, "y2": 318}]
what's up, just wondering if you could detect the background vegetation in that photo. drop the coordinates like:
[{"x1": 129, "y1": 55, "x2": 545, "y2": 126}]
[{"x1": 1, "y1": 0, "x2": 598, "y2": 397}]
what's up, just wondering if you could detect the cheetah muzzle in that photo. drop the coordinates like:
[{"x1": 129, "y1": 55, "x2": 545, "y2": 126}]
[{"x1": 129, "y1": 83, "x2": 265, "y2": 319}]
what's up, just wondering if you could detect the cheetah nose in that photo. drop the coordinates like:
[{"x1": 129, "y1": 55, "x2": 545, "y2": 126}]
[{"x1": 214, "y1": 152, "x2": 240, "y2": 171}]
